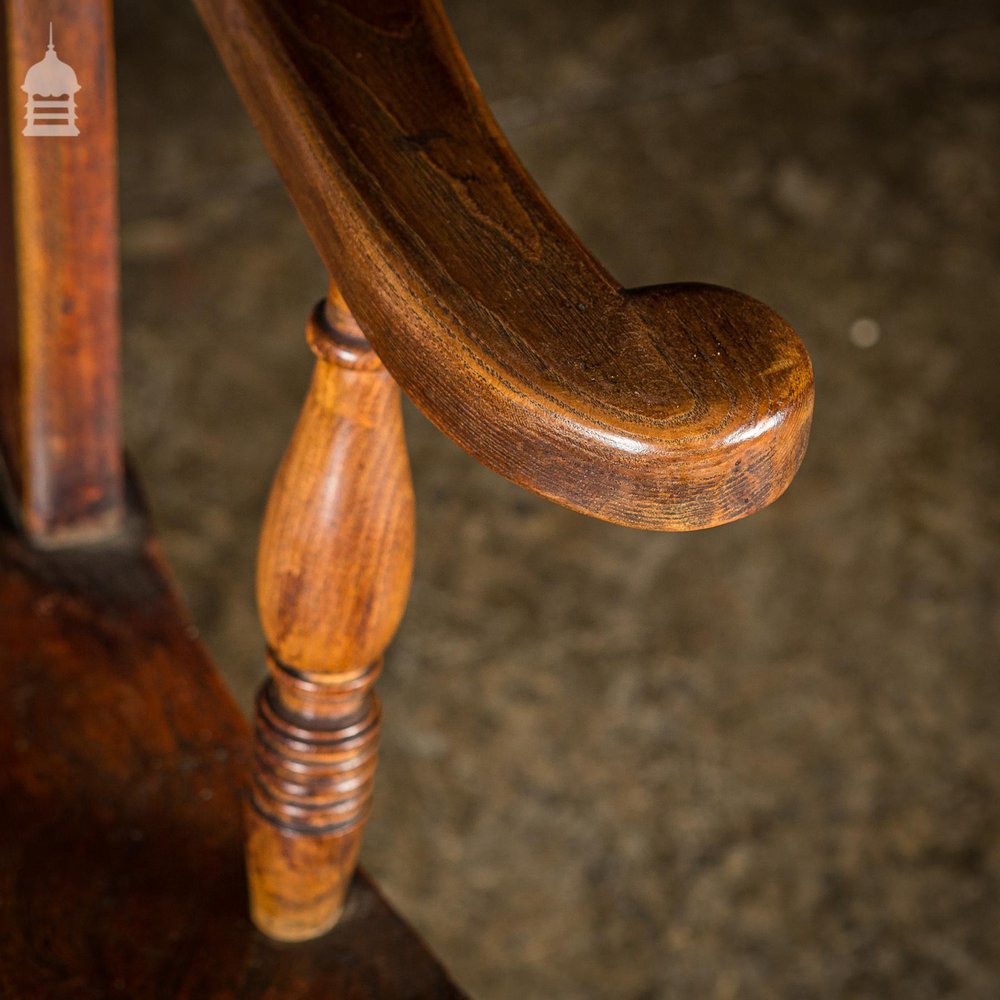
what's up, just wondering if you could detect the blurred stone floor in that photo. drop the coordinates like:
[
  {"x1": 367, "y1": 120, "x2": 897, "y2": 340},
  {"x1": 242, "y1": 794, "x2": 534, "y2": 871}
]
[{"x1": 115, "y1": 1, "x2": 999, "y2": 997}]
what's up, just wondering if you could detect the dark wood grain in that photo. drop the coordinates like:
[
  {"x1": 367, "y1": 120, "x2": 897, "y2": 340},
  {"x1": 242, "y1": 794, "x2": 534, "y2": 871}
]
[
  {"x1": 0, "y1": 0, "x2": 123, "y2": 541},
  {"x1": 194, "y1": 0, "x2": 813, "y2": 531},
  {"x1": 0, "y1": 486, "x2": 463, "y2": 998},
  {"x1": 249, "y1": 287, "x2": 416, "y2": 941}
]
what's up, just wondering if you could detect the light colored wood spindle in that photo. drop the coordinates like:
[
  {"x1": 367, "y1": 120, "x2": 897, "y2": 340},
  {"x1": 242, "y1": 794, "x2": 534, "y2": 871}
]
[{"x1": 246, "y1": 285, "x2": 415, "y2": 941}]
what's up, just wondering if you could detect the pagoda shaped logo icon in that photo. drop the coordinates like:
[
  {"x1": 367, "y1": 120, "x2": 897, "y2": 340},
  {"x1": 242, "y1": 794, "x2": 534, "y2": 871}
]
[{"x1": 22, "y1": 23, "x2": 81, "y2": 137}]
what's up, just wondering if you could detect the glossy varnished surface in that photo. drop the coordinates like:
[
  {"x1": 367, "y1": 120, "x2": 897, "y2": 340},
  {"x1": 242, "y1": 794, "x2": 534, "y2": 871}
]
[
  {"x1": 194, "y1": 0, "x2": 813, "y2": 530},
  {"x1": 0, "y1": 498, "x2": 463, "y2": 998}
]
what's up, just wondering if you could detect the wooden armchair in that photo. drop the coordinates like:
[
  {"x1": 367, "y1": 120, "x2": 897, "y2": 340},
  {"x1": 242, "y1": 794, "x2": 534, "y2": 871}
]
[{"x1": 0, "y1": 0, "x2": 812, "y2": 994}]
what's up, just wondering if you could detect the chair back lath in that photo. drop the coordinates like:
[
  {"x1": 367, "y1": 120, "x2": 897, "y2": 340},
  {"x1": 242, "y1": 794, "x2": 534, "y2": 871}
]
[{"x1": 0, "y1": 0, "x2": 122, "y2": 542}]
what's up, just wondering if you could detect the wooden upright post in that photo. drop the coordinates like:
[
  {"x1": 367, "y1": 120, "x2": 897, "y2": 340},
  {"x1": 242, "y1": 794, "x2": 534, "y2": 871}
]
[
  {"x1": 247, "y1": 285, "x2": 415, "y2": 941},
  {"x1": 0, "y1": 1, "x2": 122, "y2": 541}
]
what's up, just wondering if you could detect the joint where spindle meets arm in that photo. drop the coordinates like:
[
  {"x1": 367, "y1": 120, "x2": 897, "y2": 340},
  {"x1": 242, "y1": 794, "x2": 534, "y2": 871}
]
[{"x1": 194, "y1": 0, "x2": 816, "y2": 945}]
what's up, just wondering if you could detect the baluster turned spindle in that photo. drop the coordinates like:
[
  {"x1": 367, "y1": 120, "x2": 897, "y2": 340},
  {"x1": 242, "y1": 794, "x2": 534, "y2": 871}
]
[{"x1": 247, "y1": 284, "x2": 415, "y2": 941}]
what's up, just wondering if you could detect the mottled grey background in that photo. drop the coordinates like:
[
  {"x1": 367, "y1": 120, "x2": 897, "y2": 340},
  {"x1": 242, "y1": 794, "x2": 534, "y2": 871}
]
[{"x1": 115, "y1": 2, "x2": 999, "y2": 997}]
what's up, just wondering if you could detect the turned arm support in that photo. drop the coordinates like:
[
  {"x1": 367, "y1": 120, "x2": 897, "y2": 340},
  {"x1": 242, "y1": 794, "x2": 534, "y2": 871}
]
[
  {"x1": 194, "y1": 0, "x2": 814, "y2": 531},
  {"x1": 247, "y1": 285, "x2": 414, "y2": 941}
]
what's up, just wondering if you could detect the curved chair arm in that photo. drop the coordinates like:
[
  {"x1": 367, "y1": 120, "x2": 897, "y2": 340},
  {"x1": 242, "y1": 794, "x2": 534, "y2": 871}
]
[{"x1": 194, "y1": 0, "x2": 813, "y2": 530}]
